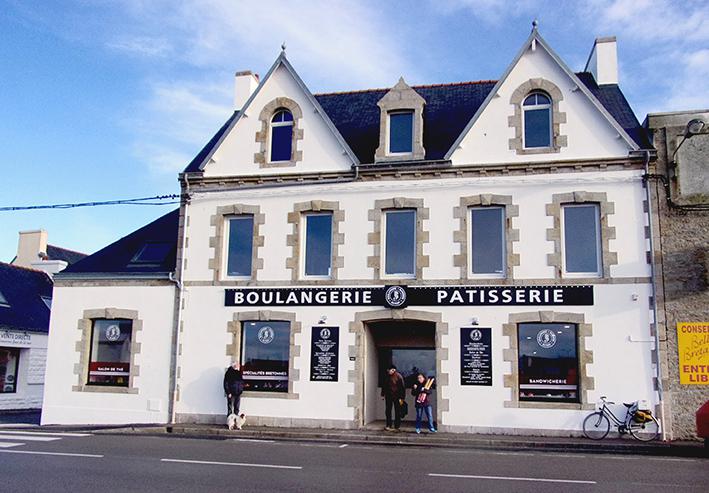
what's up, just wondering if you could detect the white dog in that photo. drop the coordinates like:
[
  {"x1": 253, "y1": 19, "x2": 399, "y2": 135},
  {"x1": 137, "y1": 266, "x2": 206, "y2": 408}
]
[{"x1": 227, "y1": 413, "x2": 246, "y2": 430}]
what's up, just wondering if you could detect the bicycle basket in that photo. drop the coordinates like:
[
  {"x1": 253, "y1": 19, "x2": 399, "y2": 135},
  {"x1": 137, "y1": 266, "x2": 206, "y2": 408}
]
[{"x1": 633, "y1": 410, "x2": 653, "y2": 423}]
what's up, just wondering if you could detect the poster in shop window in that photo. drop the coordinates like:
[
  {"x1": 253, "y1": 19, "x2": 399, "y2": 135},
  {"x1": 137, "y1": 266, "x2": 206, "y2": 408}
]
[
  {"x1": 460, "y1": 327, "x2": 492, "y2": 386},
  {"x1": 310, "y1": 326, "x2": 339, "y2": 382}
]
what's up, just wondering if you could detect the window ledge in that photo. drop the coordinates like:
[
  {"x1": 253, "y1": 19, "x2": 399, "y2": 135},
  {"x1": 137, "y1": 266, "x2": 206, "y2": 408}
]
[
  {"x1": 241, "y1": 390, "x2": 299, "y2": 400},
  {"x1": 72, "y1": 385, "x2": 138, "y2": 395},
  {"x1": 518, "y1": 146, "x2": 560, "y2": 155},
  {"x1": 505, "y1": 401, "x2": 593, "y2": 410}
]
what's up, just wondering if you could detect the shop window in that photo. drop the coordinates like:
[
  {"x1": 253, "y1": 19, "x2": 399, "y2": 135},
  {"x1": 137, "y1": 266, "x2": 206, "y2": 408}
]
[
  {"x1": 470, "y1": 206, "x2": 506, "y2": 276},
  {"x1": 270, "y1": 109, "x2": 294, "y2": 162},
  {"x1": 226, "y1": 215, "x2": 254, "y2": 278},
  {"x1": 523, "y1": 92, "x2": 552, "y2": 148},
  {"x1": 87, "y1": 319, "x2": 133, "y2": 387},
  {"x1": 388, "y1": 111, "x2": 414, "y2": 154},
  {"x1": 303, "y1": 212, "x2": 333, "y2": 278},
  {"x1": 240, "y1": 321, "x2": 290, "y2": 393},
  {"x1": 562, "y1": 203, "x2": 602, "y2": 276},
  {"x1": 384, "y1": 209, "x2": 416, "y2": 277},
  {"x1": 0, "y1": 348, "x2": 19, "y2": 393},
  {"x1": 518, "y1": 323, "x2": 579, "y2": 403}
]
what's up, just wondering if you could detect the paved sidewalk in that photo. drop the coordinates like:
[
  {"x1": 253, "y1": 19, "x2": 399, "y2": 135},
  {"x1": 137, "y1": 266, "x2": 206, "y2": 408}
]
[{"x1": 87, "y1": 422, "x2": 707, "y2": 458}]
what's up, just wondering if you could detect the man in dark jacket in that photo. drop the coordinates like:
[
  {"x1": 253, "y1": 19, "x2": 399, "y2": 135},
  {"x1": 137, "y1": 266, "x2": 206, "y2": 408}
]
[
  {"x1": 381, "y1": 365, "x2": 405, "y2": 431},
  {"x1": 223, "y1": 363, "x2": 245, "y2": 417}
]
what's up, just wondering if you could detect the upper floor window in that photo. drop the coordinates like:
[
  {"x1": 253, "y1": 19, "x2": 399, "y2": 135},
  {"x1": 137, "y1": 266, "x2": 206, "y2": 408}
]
[
  {"x1": 302, "y1": 212, "x2": 333, "y2": 278},
  {"x1": 562, "y1": 204, "x2": 602, "y2": 276},
  {"x1": 470, "y1": 206, "x2": 506, "y2": 276},
  {"x1": 523, "y1": 92, "x2": 552, "y2": 148},
  {"x1": 388, "y1": 110, "x2": 414, "y2": 154},
  {"x1": 226, "y1": 215, "x2": 254, "y2": 278},
  {"x1": 270, "y1": 109, "x2": 294, "y2": 162},
  {"x1": 384, "y1": 209, "x2": 416, "y2": 277}
]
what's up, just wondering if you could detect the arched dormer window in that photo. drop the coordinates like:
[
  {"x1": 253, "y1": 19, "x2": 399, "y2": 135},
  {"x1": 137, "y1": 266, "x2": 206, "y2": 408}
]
[
  {"x1": 522, "y1": 91, "x2": 552, "y2": 148},
  {"x1": 270, "y1": 108, "x2": 294, "y2": 162}
]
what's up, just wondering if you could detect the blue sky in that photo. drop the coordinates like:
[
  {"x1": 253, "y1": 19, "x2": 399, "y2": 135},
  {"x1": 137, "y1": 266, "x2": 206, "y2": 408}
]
[{"x1": 1, "y1": 0, "x2": 707, "y2": 262}]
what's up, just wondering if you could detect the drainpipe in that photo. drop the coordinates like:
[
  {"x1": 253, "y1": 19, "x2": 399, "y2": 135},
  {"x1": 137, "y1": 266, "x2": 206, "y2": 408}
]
[
  {"x1": 167, "y1": 175, "x2": 190, "y2": 425},
  {"x1": 642, "y1": 149, "x2": 667, "y2": 441}
]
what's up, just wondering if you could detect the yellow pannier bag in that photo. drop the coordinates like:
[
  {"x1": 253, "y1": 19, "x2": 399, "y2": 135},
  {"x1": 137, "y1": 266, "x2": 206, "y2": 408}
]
[{"x1": 633, "y1": 410, "x2": 653, "y2": 423}]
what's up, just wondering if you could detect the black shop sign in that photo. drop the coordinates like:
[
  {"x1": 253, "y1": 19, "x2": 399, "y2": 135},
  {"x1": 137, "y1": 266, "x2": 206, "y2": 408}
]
[
  {"x1": 460, "y1": 327, "x2": 492, "y2": 386},
  {"x1": 225, "y1": 285, "x2": 593, "y2": 308},
  {"x1": 310, "y1": 326, "x2": 339, "y2": 382}
]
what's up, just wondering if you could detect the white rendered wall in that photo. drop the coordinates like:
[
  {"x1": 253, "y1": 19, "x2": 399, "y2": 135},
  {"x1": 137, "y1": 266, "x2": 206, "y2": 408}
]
[
  {"x1": 0, "y1": 334, "x2": 48, "y2": 411},
  {"x1": 41, "y1": 285, "x2": 175, "y2": 425}
]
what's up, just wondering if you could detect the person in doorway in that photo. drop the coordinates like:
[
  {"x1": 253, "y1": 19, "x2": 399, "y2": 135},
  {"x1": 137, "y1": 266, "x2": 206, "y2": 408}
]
[
  {"x1": 381, "y1": 364, "x2": 405, "y2": 432},
  {"x1": 223, "y1": 362, "x2": 245, "y2": 417},
  {"x1": 412, "y1": 373, "x2": 436, "y2": 434}
]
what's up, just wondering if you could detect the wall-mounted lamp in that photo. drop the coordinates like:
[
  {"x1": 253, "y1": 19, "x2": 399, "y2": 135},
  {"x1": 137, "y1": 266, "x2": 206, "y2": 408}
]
[
  {"x1": 471, "y1": 317, "x2": 479, "y2": 326},
  {"x1": 318, "y1": 315, "x2": 328, "y2": 325},
  {"x1": 672, "y1": 118, "x2": 706, "y2": 164},
  {"x1": 631, "y1": 293, "x2": 639, "y2": 302}
]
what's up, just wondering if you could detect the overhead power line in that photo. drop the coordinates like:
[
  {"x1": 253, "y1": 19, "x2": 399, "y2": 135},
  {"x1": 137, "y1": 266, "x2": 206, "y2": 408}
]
[{"x1": 0, "y1": 194, "x2": 182, "y2": 212}]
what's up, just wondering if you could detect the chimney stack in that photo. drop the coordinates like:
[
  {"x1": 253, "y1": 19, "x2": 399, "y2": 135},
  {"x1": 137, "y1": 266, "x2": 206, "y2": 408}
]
[
  {"x1": 234, "y1": 70, "x2": 259, "y2": 111},
  {"x1": 585, "y1": 36, "x2": 618, "y2": 85},
  {"x1": 15, "y1": 229, "x2": 48, "y2": 268}
]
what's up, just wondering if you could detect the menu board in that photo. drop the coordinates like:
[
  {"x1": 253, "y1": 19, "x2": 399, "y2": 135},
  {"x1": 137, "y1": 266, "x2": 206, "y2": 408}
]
[
  {"x1": 310, "y1": 326, "x2": 339, "y2": 382},
  {"x1": 460, "y1": 327, "x2": 492, "y2": 386}
]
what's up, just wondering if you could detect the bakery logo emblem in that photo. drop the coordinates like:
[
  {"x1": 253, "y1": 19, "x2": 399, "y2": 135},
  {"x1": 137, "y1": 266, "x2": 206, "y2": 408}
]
[
  {"x1": 105, "y1": 325, "x2": 121, "y2": 342},
  {"x1": 384, "y1": 286, "x2": 407, "y2": 308},
  {"x1": 536, "y1": 329, "x2": 557, "y2": 349},
  {"x1": 319, "y1": 328, "x2": 331, "y2": 340},
  {"x1": 469, "y1": 329, "x2": 483, "y2": 342},
  {"x1": 258, "y1": 326, "x2": 275, "y2": 344}
]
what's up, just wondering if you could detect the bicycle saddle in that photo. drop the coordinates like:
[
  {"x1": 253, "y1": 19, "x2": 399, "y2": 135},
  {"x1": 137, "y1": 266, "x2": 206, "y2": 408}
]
[{"x1": 623, "y1": 402, "x2": 635, "y2": 408}]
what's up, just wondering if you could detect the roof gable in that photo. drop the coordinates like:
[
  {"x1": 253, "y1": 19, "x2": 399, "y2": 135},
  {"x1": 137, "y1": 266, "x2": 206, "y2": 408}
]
[{"x1": 0, "y1": 262, "x2": 53, "y2": 333}]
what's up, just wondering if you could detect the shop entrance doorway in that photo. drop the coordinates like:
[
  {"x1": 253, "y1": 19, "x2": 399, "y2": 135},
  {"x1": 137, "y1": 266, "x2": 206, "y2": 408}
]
[{"x1": 363, "y1": 320, "x2": 436, "y2": 427}]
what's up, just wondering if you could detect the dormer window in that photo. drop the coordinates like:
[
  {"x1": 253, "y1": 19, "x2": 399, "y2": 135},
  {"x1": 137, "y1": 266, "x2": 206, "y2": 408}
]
[
  {"x1": 522, "y1": 91, "x2": 552, "y2": 148},
  {"x1": 270, "y1": 108, "x2": 294, "y2": 162},
  {"x1": 388, "y1": 110, "x2": 414, "y2": 154}
]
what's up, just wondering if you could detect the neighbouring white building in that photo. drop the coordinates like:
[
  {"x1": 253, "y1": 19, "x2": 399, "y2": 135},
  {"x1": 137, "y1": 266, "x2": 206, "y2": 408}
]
[{"x1": 42, "y1": 28, "x2": 663, "y2": 436}]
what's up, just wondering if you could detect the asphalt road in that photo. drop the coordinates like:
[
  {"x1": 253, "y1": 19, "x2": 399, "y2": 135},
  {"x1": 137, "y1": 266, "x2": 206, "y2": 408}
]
[{"x1": 0, "y1": 430, "x2": 706, "y2": 493}]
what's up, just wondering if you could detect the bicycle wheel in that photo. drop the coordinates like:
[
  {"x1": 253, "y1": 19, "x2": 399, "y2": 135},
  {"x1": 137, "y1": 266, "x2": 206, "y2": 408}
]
[
  {"x1": 628, "y1": 415, "x2": 660, "y2": 442},
  {"x1": 583, "y1": 411, "x2": 610, "y2": 440}
]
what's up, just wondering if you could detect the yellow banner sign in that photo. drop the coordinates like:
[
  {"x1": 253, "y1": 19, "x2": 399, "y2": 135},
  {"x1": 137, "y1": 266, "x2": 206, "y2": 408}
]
[{"x1": 677, "y1": 322, "x2": 709, "y2": 385}]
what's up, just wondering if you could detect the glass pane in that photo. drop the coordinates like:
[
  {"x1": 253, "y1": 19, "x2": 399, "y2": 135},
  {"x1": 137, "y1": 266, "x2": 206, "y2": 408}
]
[
  {"x1": 385, "y1": 210, "x2": 416, "y2": 275},
  {"x1": 271, "y1": 125, "x2": 293, "y2": 161},
  {"x1": 518, "y1": 323, "x2": 578, "y2": 403},
  {"x1": 0, "y1": 348, "x2": 19, "y2": 393},
  {"x1": 241, "y1": 321, "x2": 290, "y2": 392},
  {"x1": 471, "y1": 207, "x2": 505, "y2": 274},
  {"x1": 272, "y1": 109, "x2": 293, "y2": 123},
  {"x1": 536, "y1": 93, "x2": 551, "y2": 104},
  {"x1": 379, "y1": 348, "x2": 436, "y2": 388},
  {"x1": 524, "y1": 108, "x2": 551, "y2": 147},
  {"x1": 304, "y1": 213, "x2": 332, "y2": 276},
  {"x1": 130, "y1": 242, "x2": 172, "y2": 264},
  {"x1": 563, "y1": 205, "x2": 600, "y2": 273},
  {"x1": 227, "y1": 216, "x2": 254, "y2": 277},
  {"x1": 88, "y1": 319, "x2": 133, "y2": 387},
  {"x1": 389, "y1": 112, "x2": 413, "y2": 153}
]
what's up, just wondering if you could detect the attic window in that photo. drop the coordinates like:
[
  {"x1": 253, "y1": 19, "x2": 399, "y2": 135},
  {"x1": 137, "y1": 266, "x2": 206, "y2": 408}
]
[
  {"x1": 129, "y1": 242, "x2": 172, "y2": 266},
  {"x1": 388, "y1": 111, "x2": 414, "y2": 154},
  {"x1": 0, "y1": 290, "x2": 9, "y2": 308},
  {"x1": 270, "y1": 109, "x2": 294, "y2": 162},
  {"x1": 523, "y1": 91, "x2": 552, "y2": 148}
]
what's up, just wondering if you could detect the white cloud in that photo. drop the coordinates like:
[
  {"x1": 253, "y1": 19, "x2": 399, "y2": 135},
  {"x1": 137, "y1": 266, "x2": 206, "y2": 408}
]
[{"x1": 107, "y1": 36, "x2": 173, "y2": 58}]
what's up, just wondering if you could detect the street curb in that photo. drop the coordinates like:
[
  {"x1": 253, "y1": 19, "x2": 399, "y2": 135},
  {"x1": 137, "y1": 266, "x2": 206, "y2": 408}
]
[{"x1": 87, "y1": 425, "x2": 708, "y2": 458}]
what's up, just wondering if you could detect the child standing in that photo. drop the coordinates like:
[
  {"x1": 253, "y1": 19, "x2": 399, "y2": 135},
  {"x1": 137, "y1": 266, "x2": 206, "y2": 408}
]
[{"x1": 412, "y1": 373, "x2": 436, "y2": 434}]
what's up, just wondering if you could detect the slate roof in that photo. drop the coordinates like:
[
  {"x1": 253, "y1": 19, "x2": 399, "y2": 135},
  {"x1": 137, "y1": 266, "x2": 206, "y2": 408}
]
[
  {"x1": 60, "y1": 209, "x2": 179, "y2": 276},
  {"x1": 0, "y1": 262, "x2": 53, "y2": 333},
  {"x1": 184, "y1": 74, "x2": 649, "y2": 172},
  {"x1": 46, "y1": 245, "x2": 87, "y2": 266}
]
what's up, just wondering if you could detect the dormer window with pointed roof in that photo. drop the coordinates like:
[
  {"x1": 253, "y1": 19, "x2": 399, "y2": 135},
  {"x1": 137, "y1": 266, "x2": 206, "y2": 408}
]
[{"x1": 375, "y1": 78, "x2": 425, "y2": 162}]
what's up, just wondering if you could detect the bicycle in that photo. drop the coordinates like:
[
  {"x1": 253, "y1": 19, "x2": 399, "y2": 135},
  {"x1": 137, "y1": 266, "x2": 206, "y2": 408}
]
[{"x1": 582, "y1": 396, "x2": 660, "y2": 442}]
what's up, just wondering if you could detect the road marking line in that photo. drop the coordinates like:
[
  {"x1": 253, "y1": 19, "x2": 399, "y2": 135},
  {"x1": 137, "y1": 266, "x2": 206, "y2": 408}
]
[
  {"x1": 428, "y1": 473, "x2": 596, "y2": 485},
  {"x1": 231, "y1": 438, "x2": 276, "y2": 443},
  {"x1": 0, "y1": 434, "x2": 60, "y2": 442},
  {"x1": 0, "y1": 442, "x2": 23, "y2": 448},
  {"x1": 0, "y1": 430, "x2": 92, "y2": 437},
  {"x1": 161, "y1": 458, "x2": 302, "y2": 470},
  {"x1": 0, "y1": 450, "x2": 103, "y2": 458},
  {"x1": 339, "y1": 444, "x2": 348, "y2": 448}
]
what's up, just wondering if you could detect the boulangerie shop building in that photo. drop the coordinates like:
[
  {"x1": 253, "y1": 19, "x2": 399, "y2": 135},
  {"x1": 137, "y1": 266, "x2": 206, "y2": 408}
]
[{"x1": 42, "y1": 28, "x2": 663, "y2": 436}]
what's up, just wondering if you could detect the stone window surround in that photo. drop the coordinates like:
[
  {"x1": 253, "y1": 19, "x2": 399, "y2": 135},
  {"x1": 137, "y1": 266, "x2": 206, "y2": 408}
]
[
  {"x1": 254, "y1": 97, "x2": 304, "y2": 168},
  {"x1": 453, "y1": 194, "x2": 520, "y2": 280},
  {"x1": 546, "y1": 191, "x2": 617, "y2": 279},
  {"x1": 508, "y1": 78, "x2": 568, "y2": 155},
  {"x1": 226, "y1": 310, "x2": 301, "y2": 400},
  {"x1": 502, "y1": 310, "x2": 594, "y2": 410},
  {"x1": 347, "y1": 309, "x2": 450, "y2": 427},
  {"x1": 374, "y1": 77, "x2": 426, "y2": 162},
  {"x1": 73, "y1": 308, "x2": 142, "y2": 394},
  {"x1": 286, "y1": 200, "x2": 345, "y2": 282},
  {"x1": 209, "y1": 204, "x2": 265, "y2": 282},
  {"x1": 367, "y1": 197, "x2": 430, "y2": 280}
]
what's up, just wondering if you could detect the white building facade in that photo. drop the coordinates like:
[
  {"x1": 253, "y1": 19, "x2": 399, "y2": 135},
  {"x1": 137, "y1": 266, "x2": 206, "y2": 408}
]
[{"x1": 42, "y1": 29, "x2": 662, "y2": 436}]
